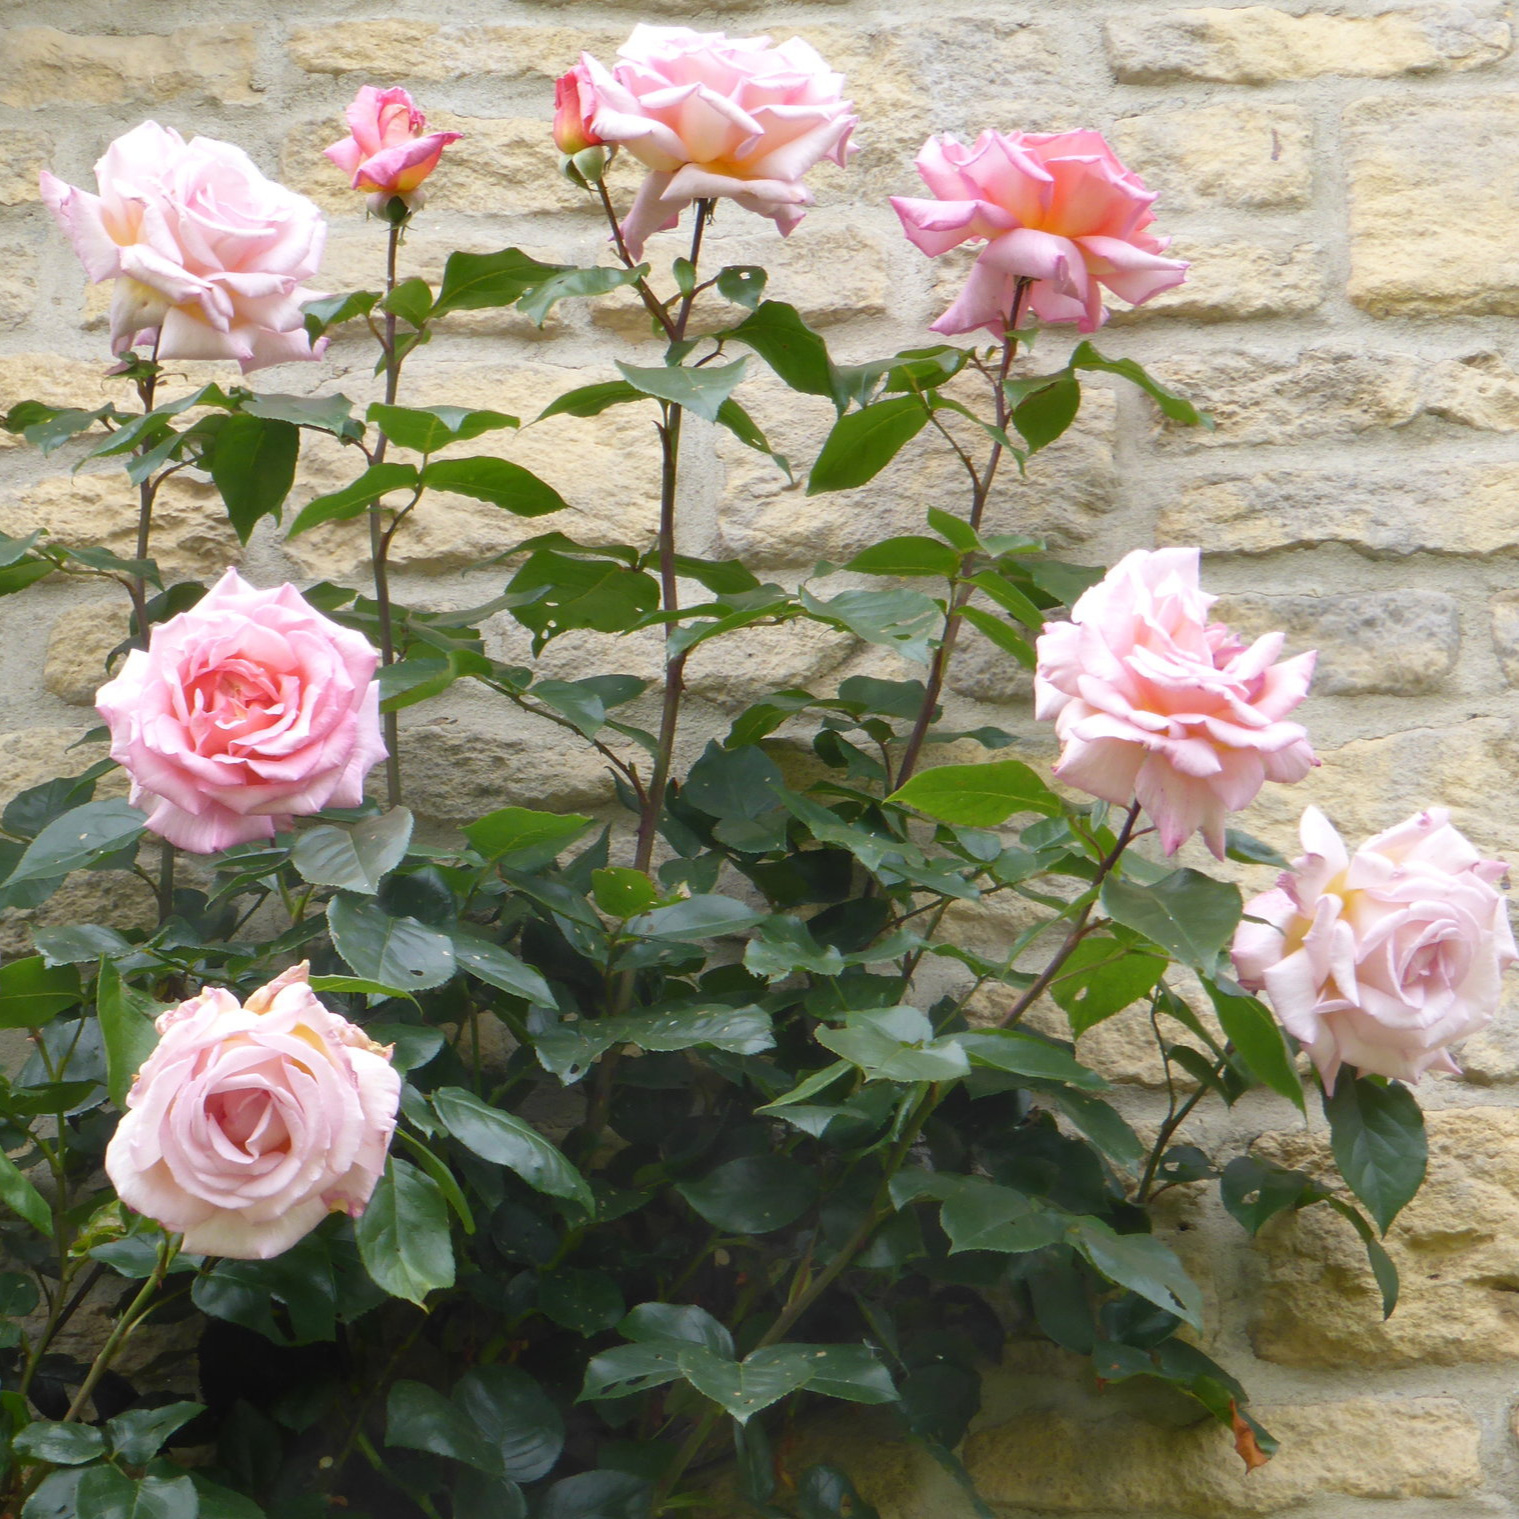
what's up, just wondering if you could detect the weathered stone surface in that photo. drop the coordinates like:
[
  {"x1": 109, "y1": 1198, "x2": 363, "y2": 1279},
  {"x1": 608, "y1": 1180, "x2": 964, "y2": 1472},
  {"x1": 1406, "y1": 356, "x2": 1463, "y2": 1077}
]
[
  {"x1": 1113, "y1": 103, "x2": 1313, "y2": 211},
  {"x1": 1252, "y1": 1108, "x2": 1519, "y2": 1366},
  {"x1": 1152, "y1": 349, "x2": 1425, "y2": 448},
  {"x1": 1215, "y1": 590, "x2": 1460, "y2": 696},
  {"x1": 1106, "y1": 6, "x2": 1510, "y2": 83},
  {"x1": 965, "y1": 1395, "x2": 1481, "y2": 1512},
  {"x1": 0, "y1": 474, "x2": 240, "y2": 581},
  {"x1": 280, "y1": 363, "x2": 663, "y2": 580},
  {"x1": 286, "y1": 21, "x2": 623, "y2": 79},
  {"x1": 1347, "y1": 95, "x2": 1519, "y2": 316},
  {"x1": 1453, "y1": 979, "x2": 1519, "y2": 1084},
  {"x1": 0, "y1": 26, "x2": 259, "y2": 108},
  {"x1": 945, "y1": 624, "x2": 1032, "y2": 706},
  {"x1": 1159, "y1": 463, "x2": 1519, "y2": 558},
  {"x1": 42, "y1": 600, "x2": 131, "y2": 707},
  {"x1": 1116, "y1": 237, "x2": 1324, "y2": 323},
  {"x1": 0, "y1": 356, "x2": 131, "y2": 449},
  {"x1": 0, "y1": 130, "x2": 49, "y2": 205},
  {"x1": 685, "y1": 621, "x2": 858, "y2": 707},
  {"x1": 0, "y1": 238, "x2": 38, "y2": 330},
  {"x1": 396, "y1": 717, "x2": 620, "y2": 821},
  {"x1": 718, "y1": 384, "x2": 1117, "y2": 568},
  {"x1": 1427, "y1": 349, "x2": 1519, "y2": 430},
  {"x1": 1489, "y1": 590, "x2": 1519, "y2": 684}
]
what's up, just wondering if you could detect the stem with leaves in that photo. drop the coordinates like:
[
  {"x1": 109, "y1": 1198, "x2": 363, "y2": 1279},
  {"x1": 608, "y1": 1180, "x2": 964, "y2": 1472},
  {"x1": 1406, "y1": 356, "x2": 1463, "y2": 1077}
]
[{"x1": 895, "y1": 279, "x2": 1032, "y2": 789}]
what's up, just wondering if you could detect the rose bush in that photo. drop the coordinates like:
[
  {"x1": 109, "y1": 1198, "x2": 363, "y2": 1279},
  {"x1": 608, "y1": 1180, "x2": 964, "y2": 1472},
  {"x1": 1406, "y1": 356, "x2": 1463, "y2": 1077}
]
[
  {"x1": 39, "y1": 120, "x2": 327, "y2": 370},
  {"x1": 0, "y1": 26, "x2": 1504, "y2": 1519}
]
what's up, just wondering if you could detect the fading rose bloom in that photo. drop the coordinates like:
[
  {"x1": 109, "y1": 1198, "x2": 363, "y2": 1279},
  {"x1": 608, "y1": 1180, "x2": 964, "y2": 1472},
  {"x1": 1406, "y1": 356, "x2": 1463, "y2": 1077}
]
[
  {"x1": 324, "y1": 85, "x2": 461, "y2": 212},
  {"x1": 579, "y1": 24, "x2": 857, "y2": 257},
  {"x1": 96, "y1": 568, "x2": 386, "y2": 854},
  {"x1": 1034, "y1": 548, "x2": 1317, "y2": 857},
  {"x1": 40, "y1": 121, "x2": 326, "y2": 372},
  {"x1": 891, "y1": 130, "x2": 1188, "y2": 336},
  {"x1": 553, "y1": 63, "x2": 604, "y2": 156},
  {"x1": 1233, "y1": 808, "x2": 1517, "y2": 1089},
  {"x1": 105, "y1": 964, "x2": 401, "y2": 1260}
]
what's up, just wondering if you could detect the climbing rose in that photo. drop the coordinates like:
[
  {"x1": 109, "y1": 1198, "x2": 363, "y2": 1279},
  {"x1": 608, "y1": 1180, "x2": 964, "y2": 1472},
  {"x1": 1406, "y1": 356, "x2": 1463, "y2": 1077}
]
[
  {"x1": 1232, "y1": 807, "x2": 1517, "y2": 1088},
  {"x1": 105, "y1": 964, "x2": 401, "y2": 1260},
  {"x1": 40, "y1": 120, "x2": 326, "y2": 371},
  {"x1": 553, "y1": 63, "x2": 604, "y2": 156},
  {"x1": 324, "y1": 85, "x2": 461, "y2": 211},
  {"x1": 891, "y1": 129, "x2": 1188, "y2": 335},
  {"x1": 1034, "y1": 547, "x2": 1317, "y2": 857},
  {"x1": 95, "y1": 568, "x2": 386, "y2": 854},
  {"x1": 579, "y1": 24, "x2": 857, "y2": 257}
]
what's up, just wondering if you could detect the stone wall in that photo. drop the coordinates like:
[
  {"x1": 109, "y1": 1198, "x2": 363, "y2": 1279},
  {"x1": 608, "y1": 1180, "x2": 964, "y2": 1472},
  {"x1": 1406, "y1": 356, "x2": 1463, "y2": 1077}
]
[{"x1": 4, "y1": 0, "x2": 1519, "y2": 1514}]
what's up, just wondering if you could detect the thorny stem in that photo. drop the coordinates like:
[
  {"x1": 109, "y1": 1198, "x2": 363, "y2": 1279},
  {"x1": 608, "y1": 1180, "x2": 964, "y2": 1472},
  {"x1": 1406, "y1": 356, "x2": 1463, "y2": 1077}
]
[
  {"x1": 895, "y1": 278, "x2": 1034, "y2": 789},
  {"x1": 596, "y1": 177, "x2": 679, "y2": 340},
  {"x1": 998, "y1": 799, "x2": 1144, "y2": 1027},
  {"x1": 370, "y1": 217, "x2": 405, "y2": 807},
  {"x1": 632, "y1": 199, "x2": 714, "y2": 875}
]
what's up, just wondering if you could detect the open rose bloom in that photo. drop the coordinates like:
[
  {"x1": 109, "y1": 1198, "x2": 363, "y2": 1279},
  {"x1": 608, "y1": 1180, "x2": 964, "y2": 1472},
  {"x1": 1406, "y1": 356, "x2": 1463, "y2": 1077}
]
[
  {"x1": 1034, "y1": 548, "x2": 1317, "y2": 857},
  {"x1": 105, "y1": 964, "x2": 401, "y2": 1259},
  {"x1": 892, "y1": 130, "x2": 1188, "y2": 335},
  {"x1": 40, "y1": 121, "x2": 326, "y2": 371},
  {"x1": 96, "y1": 568, "x2": 386, "y2": 854},
  {"x1": 580, "y1": 25, "x2": 857, "y2": 257},
  {"x1": 1233, "y1": 808, "x2": 1518, "y2": 1088},
  {"x1": 324, "y1": 85, "x2": 461, "y2": 211}
]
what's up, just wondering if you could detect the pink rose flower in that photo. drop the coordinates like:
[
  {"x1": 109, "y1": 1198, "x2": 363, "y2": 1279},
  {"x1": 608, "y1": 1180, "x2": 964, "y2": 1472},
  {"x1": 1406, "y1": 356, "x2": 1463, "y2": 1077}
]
[
  {"x1": 553, "y1": 64, "x2": 604, "y2": 156},
  {"x1": 579, "y1": 24, "x2": 857, "y2": 258},
  {"x1": 39, "y1": 121, "x2": 327, "y2": 372},
  {"x1": 891, "y1": 130, "x2": 1188, "y2": 336},
  {"x1": 1232, "y1": 808, "x2": 1517, "y2": 1089},
  {"x1": 105, "y1": 963, "x2": 401, "y2": 1260},
  {"x1": 1034, "y1": 548, "x2": 1317, "y2": 857},
  {"x1": 324, "y1": 85, "x2": 461, "y2": 212},
  {"x1": 95, "y1": 568, "x2": 386, "y2": 854}
]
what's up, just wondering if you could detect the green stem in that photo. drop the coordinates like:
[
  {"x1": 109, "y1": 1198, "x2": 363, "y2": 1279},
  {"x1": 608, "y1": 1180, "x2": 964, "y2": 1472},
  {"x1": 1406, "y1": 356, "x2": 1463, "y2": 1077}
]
[
  {"x1": 895, "y1": 279, "x2": 1032, "y2": 789},
  {"x1": 1135, "y1": 1062, "x2": 1225, "y2": 1204},
  {"x1": 998, "y1": 800, "x2": 1143, "y2": 1028},
  {"x1": 370, "y1": 218, "x2": 405, "y2": 808},
  {"x1": 62, "y1": 1234, "x2": 179, "y2": 1422}
]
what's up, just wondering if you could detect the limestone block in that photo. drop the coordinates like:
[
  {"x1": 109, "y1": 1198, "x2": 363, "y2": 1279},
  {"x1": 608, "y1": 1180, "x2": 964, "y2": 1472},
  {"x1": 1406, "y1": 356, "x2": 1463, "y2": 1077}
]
[
  {"x1": 0, "y1": 474, "x2": 240, "y2": 582},
  {"x1": 42, "y1": 601, "x2": 132, "y2": 707},
  {"x1": 0, "y1": 238, "x2": 38, "y2": 330},
  {"x1": 684, "y1": 621, "x2": 858, "y2": 708},
  {"x1": 1113, "y1": 103, "x2": 1313, "y2": 211},
  {"x1": 1159, "y1": 463, "x2": 1519, "y2": 558},
  {"x1": 1151, "y1": 350, "x2": 1424, "y2": 448},
  {"x1": 282, "y1": 114, "x2": 643, "y2": 218},
  {"x1": 1427, "y1": 350, "x2": 1519, "y2": 431},
  {"x1": 0, "y1": 129, "x2": 50, "y2": 205},
  {"x1": 395, "y1": 718, "x2": 620, "y2": 821},
  {"x1": 717, "y1": 383, "x2": 1117, "y2": 569},
  {"x1": 1489, "y1": 590, "x2": 1519, "y2": 684},
  {"x1": 1115, "y1": 237, "x2": 1324, "y2": 324},
  {"x1": 286, "y1": 22, "x2": 625, "y2": 80},
  {"x1": 280, "y1": 363, "x2": 663, "y2": 581},
  {"x1": 945, "y1": 624, "x2": 1033, "y2": 707},
  {"x1": 0, "y1": 26, "x2": 259, "y2": 108},
  {"x1": 1214, "y1": 590, "x2": 1460, "y2": 696},
  {"x1": 1347, "y1": 95, "x2": 1519, "y2": 316},
  {"x1": 1105, "y1": 6, "x2": 1509, "y2": 83},
  {"x1": 1453, "y1": 978, "x2": 1519, "y2": 1084},
  {"x1": 1252, "y1": 1109, "x2": 1519, "y2": 1366},
  {"x1": 965, "y1": 1396, "x2": 1481, "y2": 1513}
]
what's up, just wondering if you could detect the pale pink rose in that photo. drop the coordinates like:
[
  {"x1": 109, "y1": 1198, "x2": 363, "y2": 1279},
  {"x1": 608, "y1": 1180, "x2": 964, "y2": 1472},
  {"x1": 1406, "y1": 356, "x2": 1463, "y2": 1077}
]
[
  {"x1": 105, "y1": 964, "x2": 401, "y2": 1260},
  {"x1": 579, "y1": 24, "x2": 857, "y2": 258},
  {"x1": 891, "y1": 130, "x2": 1188, "y2": 336},
  {"x1": 1034, "y1": 548, "x2": 1317, "y2": 857},
  {"x1": 1232, "y1": 808, "x2": 1517, "y2": 1089},
  {"x1": 553, "y1": 64, "x2": 604, "y2": 156},
  {"x1": 323, "y1": 85, "x2": 461, "y2": 211},
  {"x1": 39, "y1": 121, "x2": 327, "y2": 372},
  {"x1": 96, "y1": 568, "x2": 386, "y2": 854}
]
